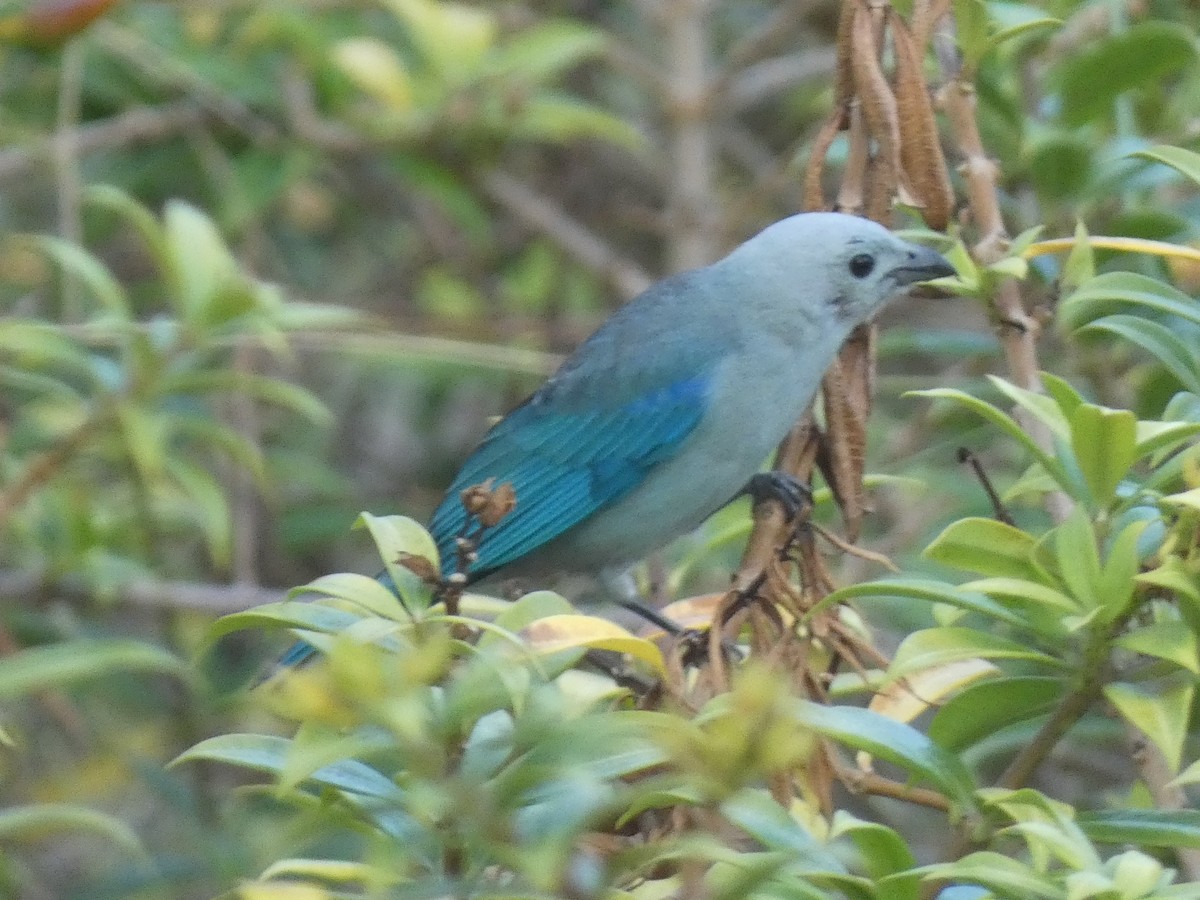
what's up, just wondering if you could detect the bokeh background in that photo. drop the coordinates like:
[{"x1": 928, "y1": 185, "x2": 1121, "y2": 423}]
[{"x1": 1, "y1": 0, "x2": 1199, "y2": 896}]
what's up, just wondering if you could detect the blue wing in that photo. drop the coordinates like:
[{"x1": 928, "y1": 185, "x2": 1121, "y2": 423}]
[{"x1": 429, "y1": 373, "x2": 711, "y2": 579}]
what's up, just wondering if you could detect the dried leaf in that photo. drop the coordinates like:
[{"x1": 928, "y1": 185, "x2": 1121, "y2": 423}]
[
  {"x1": 911, "y1": 0, "x2": 953, "y2": 56},
  {"x1": 397, "y1": 552, "x2": 439, "y2": 584},
  {"x1": 820, "y1": 356, "x2": 868, "y2": 541},
  {"x1": 803, "y1": 110, "x2": 845, "y2": 211},
  {"x1": 833, "y1": 0, "x2": 858, "y2": 104},
  {"x1": 459, "y1": 479, "x2": 517, "y2": 527},
  {"x1": 893, "y1": 17, "x2": 955, "y2": 229},
  {"x1": 836, "y1": 101, "x2": 871, "y2": 215},
  {"x1": 849, "y1": 4, "x2": 906, "y2": 223}
]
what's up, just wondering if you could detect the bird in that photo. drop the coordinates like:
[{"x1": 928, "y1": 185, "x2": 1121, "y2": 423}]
[{"x1": 278, "y1": 212, "x2": 953, "y2": 666}]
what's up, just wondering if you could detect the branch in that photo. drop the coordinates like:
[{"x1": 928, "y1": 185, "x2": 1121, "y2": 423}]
[
  {"x1": 0, "y1": 569, "x2": 285, "y2": 614},
  {"x1": 480, "y1": 170, "x2": 653, "y2": 300},
  {"x1": 0, "y1": 103, "x2": 205, "y2": 181},
  {"x1": 663, "y1": 0, "x2": 718, "y2": 270}
]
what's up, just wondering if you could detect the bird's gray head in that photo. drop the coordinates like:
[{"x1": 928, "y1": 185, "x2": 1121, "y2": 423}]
[{"x1": 726, "y1": 212, "x2": 955, "y2": 327}]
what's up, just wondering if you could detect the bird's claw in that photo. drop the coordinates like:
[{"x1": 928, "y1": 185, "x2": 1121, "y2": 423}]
[
  {"x1": 676, "y1": 628, "x2": 743, "y2": 668},
  {"x1": 744, "y1": 471, "x2": 812, "y2": 521}
]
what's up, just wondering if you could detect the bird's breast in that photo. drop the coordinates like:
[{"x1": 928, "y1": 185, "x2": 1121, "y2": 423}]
[{"x1": 526, "y1": 335, "x2": 831, "y2": 572}]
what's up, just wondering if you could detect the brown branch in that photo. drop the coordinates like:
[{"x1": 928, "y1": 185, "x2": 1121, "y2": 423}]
[
  {"x1": 1127, "y1": 728, "x2": 1200, "y2": 880},
  {"x1": 996, "y1": 670, "x2": 1106, "y2": 790},
  {"x1": 0, "y1": 414, "x2": 103, "y2": 531},
  {"x1": 825, "y1": 741, "x2": 952, "y2": 811},
  {"x1": 0, "y1": 103, "x2": 206, "y2": 182},
  {"x1": 663, "y1": 0, "x2": 718, "y2": 270},
  {"x1": 480, "y1": 171, "x2": 653, "y2": 300}
]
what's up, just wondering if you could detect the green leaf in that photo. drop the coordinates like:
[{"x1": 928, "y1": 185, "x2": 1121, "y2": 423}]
[
  {"x1": 1053, "y1": 509, "x2": 1103, "y2": 610},
  {"x1": 909, "y1": 388, "x2": 1063, "y2": 482},
  {"x1": 356, "y1": 513, "x2": 438, "y2": 615},
  {"x1": 290, "y1": 573, "x2": 411, "y2": 622},
  {"x1": 959, "y1": 577, "x2": 1080, "y2": 615},
  {"x1": 1079, "y1": 809, "x2": 1200, "y2": 849},
  {"x1": 513, "y1": 95, "x2": 643, "y2": 149},
  {"x1": 85, "y1": 184, "x2": 169, "y2": 270},
  {"x1": 162, "y1": 200, "x2": 243, "y2": 319},
  {"x1": 1104, "y1": 674, "x2": 1195, "y2": 772},
  {"x1": 1134, "y1": 420, "x2": 1200, "y2": 460},
  {"x1": 1057, "y1": 21, "x2": 1198, "y2": 127},
  {"x1": 204, "y1": 601, "x2": 364, "y2": 646},
  {"x1": 1097, "y1": 520, "x2": 1144, "y2": 623},
  {"x1": 952, "y1": 0, "x2": 991, "y2": 70},
  {"x1": 1061, "y1": 272, "x2": 1200, "y2": 333},
  {"x1": 519, "y1": 615, "x2": 665, "y2": 676},
  {"x1": 1028, "y1": 132, "x2": 1092, "y2": 201},
  {"x1": 719, "y1": 790, "x2": 840, "y2": 867},
  {"x1": 0, "y1": 804, "x2": 146, "y2": 857},
  {"x1": 258, "y1": 858, "x2": 383, "y2": 886},
  {"x1": 1069, "y1": 403, "x2": 1137, "y2": 507},
  {"x1": 790, "y1": 701, "x2": 977, "y2": 808},
  {"x1": 488, "y1": 21, "x2": 605, "y2": 82},
  {"x1": 1172, "y1": 759, "x2": 1200, "y2": 787},
  {"x1": 0, "y1": 640, "x2": 186, "y2": 698},
  {"x1": 989, "y1": 14, "x2": 1059, "y2": 53},
  {"x1": 169, "y1": 459, "x2": 233, "y2": 569},
  {"x1": 174, "y1": 733, "x2": 404, "y2": 800},
  {"x1": 1115, "y1": 622, "x2": 1200, "y2": 674},
  {"x1": 385, "y1": 0, "x2": 496, "y2": 78},
  {"x1": 489, "y1": 590, "x2": 574, "y2": 634},
  {"x1": 1060, "y1": 221, "x2": 1094, "y2": 292},
  {"x1": 986, "y1": 376, "x2": 1068, "y2": 440},
  {"x1": 917, "y1": 852, "x2": 1059, "y2": 898},
  {"x1": 930, "y1": 676, "x2": 1065, "y2": 752},
  {"x1": 830, "y1": 812, "x2": 919, "y2": 897},
  {"x1": 813, "y1": 577, "x2": 1030, "y2": 627},
  {"x1": 890, "y1": 628, "x2": 1066, "y2": 681},
  {"x1": 27, "y1": 235, "x2": 129, "y2": 317},
  {"x1": 923, "y1": 518, "x2": 1044, "y2": 582},
  {"x1": 1082, "y1": 315, "x2": 1200, "y2": 396},
  {"x1": 1133, "y1": 145, "x2": 1200, "y2": 189},
  {"x1": 161, "y1": 371, "x2": 332, "y2": 425}
]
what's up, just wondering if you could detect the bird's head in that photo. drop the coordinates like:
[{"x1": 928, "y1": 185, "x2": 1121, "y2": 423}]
[{"x1": 727, "y1": 212, "x2": 956, "y2": 328}]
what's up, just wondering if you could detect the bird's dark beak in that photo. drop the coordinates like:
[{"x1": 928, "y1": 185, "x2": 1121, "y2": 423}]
[{"x1": 889, "y1": 244, "x2": 957, "y2": 286}]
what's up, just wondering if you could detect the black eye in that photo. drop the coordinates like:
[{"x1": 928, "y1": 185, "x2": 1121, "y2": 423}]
[{"x1": 848, "y1": 254, "x2": 875, "y2": 278}]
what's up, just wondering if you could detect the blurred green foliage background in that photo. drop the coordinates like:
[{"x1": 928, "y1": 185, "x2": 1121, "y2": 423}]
[{"x1": 1, "y1": 0, "x2": 1200, "y2": 897}]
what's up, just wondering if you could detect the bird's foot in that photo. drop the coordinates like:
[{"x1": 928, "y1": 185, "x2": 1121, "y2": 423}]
[
  {"x1": 744, "y1": 471, "x2": 812, "y2": 520},
  {"x1": 676, "y1": 627, "x2": 743, "y2": 668}
]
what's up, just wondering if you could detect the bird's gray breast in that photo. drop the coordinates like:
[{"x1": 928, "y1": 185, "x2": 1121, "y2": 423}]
[{"x1": 529, "y1": 328, "x2": 832, "y2": 572}]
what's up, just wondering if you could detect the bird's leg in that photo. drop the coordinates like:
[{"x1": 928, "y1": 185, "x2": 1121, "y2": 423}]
[
  {"x1": 601, "y1": 569, "x2": 744, "y2": 663},
  {"x1": 742, "y1": 471, "x2": 813, "y2": 520},
  {"x1": 601, "y1": 568, "x2": 686, "y2": 635}
]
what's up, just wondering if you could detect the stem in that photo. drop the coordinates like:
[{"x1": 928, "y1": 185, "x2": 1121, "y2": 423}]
[
  {"x1": 664, "y1": 0, "x2": 717, "y2": 270},
  {"x1": 0, "y1": 414, "x2": 104, "y2": 531}
]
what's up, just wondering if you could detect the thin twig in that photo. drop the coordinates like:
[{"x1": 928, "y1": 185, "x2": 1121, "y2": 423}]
[
  {"x1": 0, "y1": 569, "x2": 286, "y2": 613},
  {"x1": 480, "y1": 171, "x2": 653, "y2": 299},
  {"x1": 0, "y1": 103, "x2": 206, "y2": 181},
  {"x1": 956, "y1": 447, "x2": 1015, "y2": 525}
]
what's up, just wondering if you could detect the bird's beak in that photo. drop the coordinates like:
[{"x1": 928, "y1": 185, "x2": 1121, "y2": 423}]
[{"x1": 889, "y1": 244, "x2": 957, "y2": 286}]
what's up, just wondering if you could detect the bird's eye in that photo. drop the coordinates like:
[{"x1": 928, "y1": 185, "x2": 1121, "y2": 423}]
[{"x1": 848, "y1": 254, "x2": 875, "y2": 278}]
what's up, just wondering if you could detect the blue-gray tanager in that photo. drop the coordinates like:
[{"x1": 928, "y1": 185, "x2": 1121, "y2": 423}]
[
  {"x1": 429, "y1": 212, "x2": 952, "y2": 587},
  {"x1": 277, "y1": 213, "x2": 951, "y2": 667}
]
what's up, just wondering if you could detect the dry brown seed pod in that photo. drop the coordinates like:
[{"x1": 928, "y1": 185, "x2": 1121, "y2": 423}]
[{"x1": 893, "y1": 16, "x2": 955, "y2": 230}]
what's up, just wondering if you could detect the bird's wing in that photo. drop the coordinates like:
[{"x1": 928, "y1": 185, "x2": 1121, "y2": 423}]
[{"x1": 429, "y1": 372, "x2": 712, "y2": 578}]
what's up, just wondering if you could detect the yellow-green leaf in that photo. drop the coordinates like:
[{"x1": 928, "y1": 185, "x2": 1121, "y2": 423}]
[
  {"x1": 1104, "y1": 674, "x2": 1194, "y2": 773},
  {"x1": 520, "y1": 614, "x2": 665, "y2": 675}
]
